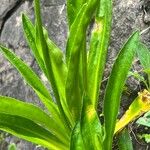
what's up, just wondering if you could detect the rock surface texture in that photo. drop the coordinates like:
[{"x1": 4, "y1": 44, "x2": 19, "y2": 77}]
[{"x1": 0, "y1": 0, "x2": 150, "y2": 149}]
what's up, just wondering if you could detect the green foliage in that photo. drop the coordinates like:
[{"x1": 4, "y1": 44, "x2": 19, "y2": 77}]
[
  {"x1": 136, "y1": 43, "x2": 150, "y2": 89},
  {"x1": 136, "y1": 111, "x2": 150, "y2": 144},
  {"x1": 137, "y1": 43, "x2": 150, "y2": 72},
  {"x1": 0, "y1": 113, "x2": 66, "y2": 149},
  {"x1": 135, "y1": 43, "x2": 150, "y2": 145},
  {"x1": 118, "y1": 129, "x2": 133, "y2": 150},
  {"x1": 137, "y1": 111, "x2": 150, "y2": 127},
  {"x1": 8, "y1": 143, "x2": 17, "y2": 150},
  {"x1": 0, "y1": 0, "x2": 149, "y2": 149},
  {"x1": 128, "y1": 71, "x2": 149, "y2": 89},
  {"x1": 139, "y1": 134, "x2": 150, "y2": 143},
  {"x1": 88, "y1": 0, "x2": 112, "y2": 108},
  {"x1": 103, "y1": 31, "x2": 139, "y2": 150}
]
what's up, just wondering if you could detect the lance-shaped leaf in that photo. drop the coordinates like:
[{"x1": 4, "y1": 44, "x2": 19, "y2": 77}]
[
  {"x1": 44, "y1": 29, "x2": 73, "y2": 126},
  {"x1": 0, "y1": 96, "x2": 69, "y2": 143},
  {"x1": 80, "y1": 95, "x2": 103, "y2": 150},
  {"x1": 115, "y1": 89, "x2": 150, "y2": 134},
  {"x1": 67, "y1": 0, "x2": 87, "y2": 28},
  {"x1": 22, "y1": 14, "x2": 47, "y2": 77},
  {"x1": 66, "y1": 0, "x2": 99, "y2": 63},
  {"x1": 117, "y1": 129, "x2": 133, "y2": 150},
  {"x1": 34, "y1": 0, "x2": 72, "y2": 129},
  {"x1": 0, "y1": 45, "x2": 62, "y2": 126},
  {"x1": 0, "y1": 113, "x2": 67, "y2": 150},
  {"x1": 88, "y1": 0, "x2": 112, "y2": 107},
  {"x1": 66, "y1": 4, "x2": 88, "y2": 122},
  {"x1": 22, "y1": 13, "x2": 72, "y2": 126},
  {"x1": 66, "y1": 0, "x2": 99, "y2": 122},
  {"x1": 23, "y1": 13, "x2": 68, "y2": 106},
  {"x1": 103, "y1": 31, "x2": 140, "y2": 150}
]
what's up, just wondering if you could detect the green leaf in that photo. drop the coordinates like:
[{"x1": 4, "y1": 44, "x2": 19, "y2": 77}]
[
  {"x1": 0, "y1": 96, "x2": 69, "y2": 143},
  {"x1": 34, "y1": 0, "x2": 54, "y2": 87},
  {"x1": 0, "y1": 45, "x2": 62, "y2": 127},
  {"x1": 22, "y1": 13, "x2": 72, "y2": 127},
  {"x1": 79, "y1": 39, "x2": 87, "y2": 98},
  {"x1": 103, "y1": 31, "x2": 140, "y2": 150},
  {"x1": 34, "y1": 0, "x2": 72, "y2": 129},
  {"x1": 128, "y1": 71, "x2": 149, "y2": 89},
  {"x1": 67, "y1": 0, "x2": 87, "y2": 28},
  {"x1": 23, "y1": 13, "x2": 68, "y2": 108},
  {"x1": 66, "y1": 0, "x2": 99, "y2": 122},
  {"x1": 137, "y1": 43, "x2": 150, "y2": 70},
  {"x1": 0, "y1": 113, "x2": 67, "y2": 150},
  {"x1": 70, "y1": 122, "x2": 84, "y2": 150},
  {"x1": 140, "y1": 134, "x2": 150, "y2": 143},
  {"x1": 88, "y1": 0, "x2": 112, "y2": 107},
  {"x1": 44, "y1": 29, "x2": 73, "y2": 127},
  {"x1": 66, "y1": 4, "x2": 87, "y2": 122},
  {"x1": 66, "y1": 0, "x2": 99, "y2": 64},
  {"x1": 0, "y1": 45, "x2": 51, "y2": 101},
  {"x1": 136, "y1": 43, "x2": 150, "y2": 86},
  {"x1": 80, "y1": 95, "x2": 103, "y2": 150},
  {"x1": 136, "y1": 111, "x2": 150, "y2": 127},
  {"x1": 118, "y1": 129, "x2": 133, "y2": 150},
  {"x1": 8, "y1": 143, "x2": 17, "y2": 150},
  {"x1": 22, "y1": 14, "x2": 48, "y2": 77},
  {"x1": 70, "y1": 95, "x2": 103, "y2": 150}
]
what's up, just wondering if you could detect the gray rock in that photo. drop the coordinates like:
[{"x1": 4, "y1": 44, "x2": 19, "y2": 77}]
[
  {"x1": 0, "y1": 0, "x2": 18, "y2": 17},
  {"x1": 42, "y1": 2, "x2": 67, "y2": 50},
  {"x1": 42, "y1": 0, "x2": 65, "y2": 6},
  {"x1": 0, "y1": 0, "x2": 23, "y2": 32},
  {"x1": 0, "y1": 1, "x2": 37, "y2": 102}
]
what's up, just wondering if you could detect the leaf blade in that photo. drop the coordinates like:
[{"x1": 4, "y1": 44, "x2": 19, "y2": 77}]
[
  {"x1": 0, "y1": 45, "x2": 62, "y2": 126},
  {"x1": 22, "y1": 13, "x2": 72, "y2": 127},
  {"x1": 0, "y1": 96, "x2": 69, "y2": 143},
  {"x1": 87, "y1": 0, "x2": 112, "y2": 107},
  {"x1": 118, "y1": 129, "x2": 133, "y2": 150},
  {"x1": 67, "y1": 0, "x2": 87, "y2": 28},
  {"x1": 137, "y1": 43, "x2": 150, "y2": 70},
  {"x1": 70, "y1": 96, "x2": 103, "y2": 150},
  {"x1": 103, "y1": 31, "x2": 140, "y2": 150},
  {"x1": 44, "y1": 29, "x2": 73, "y2": 126},
  {"x1": 70, "y1": 122, "x2": 85, "y2": 150},
  {"x1": 66, "y1": 0, "x2": 99, "y2": 122},
  {"x1": 0, "y1": 113, "x2": 67, "y2": 150},
  {"x1": 80, "y1": 95, "x2": 103, "y2": 150},
  {"x1": 34, "y1": 0, "x2": 72, "y2": 129},
  {"x1": 22, "y1": 14, "x2": 48, "y2": 77}
]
